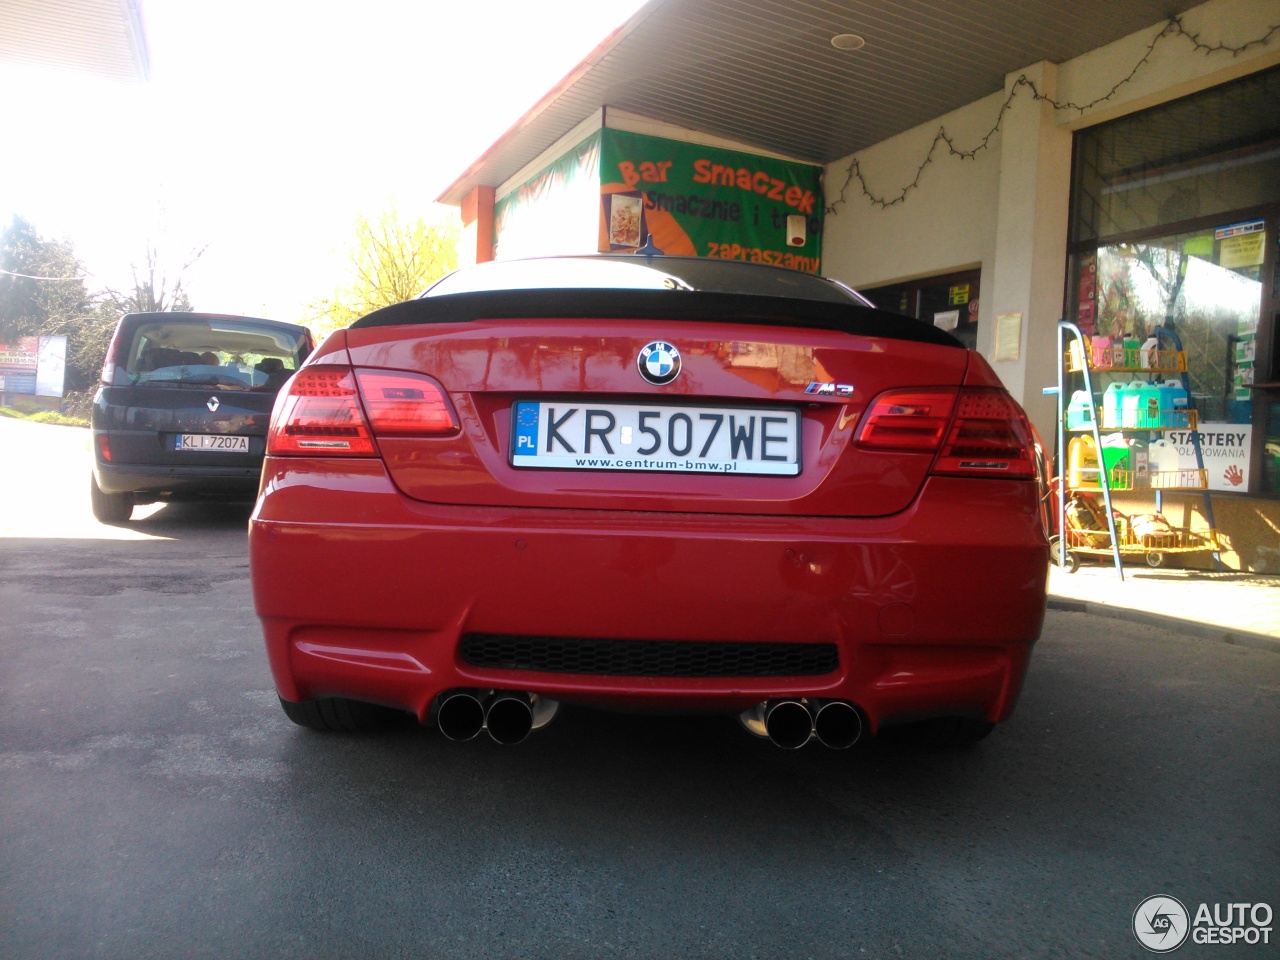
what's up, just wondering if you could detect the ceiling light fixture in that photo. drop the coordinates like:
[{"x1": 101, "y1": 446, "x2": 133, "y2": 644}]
[{"x1": 831, "y1": 33, "x2": 866, "y2": 51}]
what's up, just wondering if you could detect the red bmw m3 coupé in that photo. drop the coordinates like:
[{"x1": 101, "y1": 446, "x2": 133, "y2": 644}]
[{"x1": 249, "y1": 255, "x2": 1048, "y2": 750}]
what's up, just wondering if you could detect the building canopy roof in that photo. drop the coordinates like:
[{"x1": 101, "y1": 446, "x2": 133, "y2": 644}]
[
  {"x1": 440, "y1": 0, "x2": 1199, "y2": 204},
  {"x1": 1, "y1": 0, "x2": 149, "y2": 81}
]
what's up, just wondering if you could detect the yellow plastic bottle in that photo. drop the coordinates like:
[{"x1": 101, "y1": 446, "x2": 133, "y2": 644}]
[{"x1": 1068, "y1": 435, "x2": 1100, "y2": 489}]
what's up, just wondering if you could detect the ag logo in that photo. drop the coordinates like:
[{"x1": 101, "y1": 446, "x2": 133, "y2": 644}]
[
  {"x1": 207, "y1": 396, "x2": 220, "y2": 412},
  {"x1": 1133, "y1": 895, "x2": 1190, "y2": 953},
  {"x1": 637, "y1": 341, "x2": 681, "y2": 386}
]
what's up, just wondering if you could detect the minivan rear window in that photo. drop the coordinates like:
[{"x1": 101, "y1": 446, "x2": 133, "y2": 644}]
[{"x1": 110, "y1": 317, "x2": 310, "y2": 391}]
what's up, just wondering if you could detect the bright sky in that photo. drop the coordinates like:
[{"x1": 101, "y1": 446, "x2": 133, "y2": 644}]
[{"x1": 1, "y1": 0, "x2": 647, "y2": 320}]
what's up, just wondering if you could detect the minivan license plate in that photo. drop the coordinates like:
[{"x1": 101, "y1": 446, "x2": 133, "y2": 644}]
[
  {"x1": 177, "y1": 434, "x2": 249, "y2": 452},
  {"x1": 510, "y1": 401, "x2": 800, "y2": 476}
]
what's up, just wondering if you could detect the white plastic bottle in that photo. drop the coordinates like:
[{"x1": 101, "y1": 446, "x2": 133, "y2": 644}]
[{"x1": 1139, "y1": 336, "x2": 1159, "y2": 369}]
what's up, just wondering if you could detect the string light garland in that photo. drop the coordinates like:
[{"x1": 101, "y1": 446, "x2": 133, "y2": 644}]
[{"x1": 826, "y1": 16, "x2": 1280, "y2": 214}]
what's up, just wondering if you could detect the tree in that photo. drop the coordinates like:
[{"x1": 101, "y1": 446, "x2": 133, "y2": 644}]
[
  {"x1": 1, "y1": 215, "x2": 91, "y2": 339},
  {"x1": 308, "y1": 206, "x2": 459, "y2": 338},
  {"x1": 0, "y1": 215, "x2": 102, "y2": 393},
  {"x1": 99, "y1": 240, "x2": 200, "y2": 315},
  {"x1": 2, "y1": 216, "x2": 207, "y2": 401}
]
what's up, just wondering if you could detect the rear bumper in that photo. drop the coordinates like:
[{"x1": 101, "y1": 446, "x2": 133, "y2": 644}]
[
  {"x1": 94, "y1": 460, "x2": 261, "y2": 500},
  {"x1": 249, "y1": 458, "x2": 1048, "y2": 732}
]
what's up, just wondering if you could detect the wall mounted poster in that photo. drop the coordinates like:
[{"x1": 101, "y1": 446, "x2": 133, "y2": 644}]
[
  {"x1": 994, "y1": 311, "x2": 1023, "y2": 362},
  {"x1": 598, "y1": 129, "x2": 823, "y2": 272},
  {"x1": 1164, "y1": 425, "x2": 1253, "y2": 491}
]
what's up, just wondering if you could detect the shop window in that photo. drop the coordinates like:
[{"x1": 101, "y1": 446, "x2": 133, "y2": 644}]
[
  {"x1": 862, "y1": 270, "x2": 980, "y2": 350},
  {"x1": 1071, "y1": 66, "x2": 1280, "y2": 244},
  {"x1": 1068, "y1": 68, "x2": 1279, "y2": 496},
  {"x1": 1092, "y1": 226, "x2": 1264, "y2": 421},
  {"x1": 1072, "y1": 218, "x2": 1273, "y2": 495}
]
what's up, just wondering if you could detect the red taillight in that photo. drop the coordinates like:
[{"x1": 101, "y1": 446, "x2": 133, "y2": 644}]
[
  {"x1": 855, "y1": 386, "x2": 1034, "y2": 479},
  {"x1": 855, "y1": 389, "x2": 957, "y2": 452},
  {"x1": 100, "y1": 324, "x2": 127, "y2": 385},
  {"x1": 268, "y1": 367, "x2": 376, "y2": 457},
  {"x1": 267, "y1": 366, "x2": 458, "y2": 457},
  {"x1": 353, "y1": 369, "x2": 458, "y2": 436},
  {"x1": 931, "y1": 388, "x2": 1035, "y2": 479},
  {"x1": 96, "y1": 434, "x2": 112, "y2": 462}
]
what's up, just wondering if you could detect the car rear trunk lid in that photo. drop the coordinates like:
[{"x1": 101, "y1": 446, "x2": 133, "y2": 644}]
[{"x1": 342, "y1": 317, "x2": 975, "y2": 518}]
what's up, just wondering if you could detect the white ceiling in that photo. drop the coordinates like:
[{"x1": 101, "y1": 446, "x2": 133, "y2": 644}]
[
  {"x1": 440, "y1": 0, "x2": 1203, "y2": 204},
  {"x1": 0, "y1": 0, "x2": 149, "y2": 81}
]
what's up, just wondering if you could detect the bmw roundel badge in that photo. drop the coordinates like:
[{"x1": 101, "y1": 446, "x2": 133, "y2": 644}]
[{"x1": 637, "y1": 341, "x2": 681, "y2": 386}]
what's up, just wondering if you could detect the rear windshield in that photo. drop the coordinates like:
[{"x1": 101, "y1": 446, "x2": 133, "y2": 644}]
[
  {"x1": 110, "y1": 317, "x2": 310, "y2": 391},
  {"x1": 353, "y1": 255, "x2": 959, "y2": 347},
  {"x1": 423, "y1": 255, "x2": 873, "y2": 306}
]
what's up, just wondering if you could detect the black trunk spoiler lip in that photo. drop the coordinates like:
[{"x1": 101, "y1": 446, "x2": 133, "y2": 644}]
[{"x1": 349, "y1": 289, "x2": 964, "y2": 348}]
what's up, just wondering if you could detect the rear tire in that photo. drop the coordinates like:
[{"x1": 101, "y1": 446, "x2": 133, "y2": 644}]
[
  {"x1": 90, "y1": 475, "x2": 133, "y2": 524},
  {"x1": 278, "y1": 695, "x2": 403, "y2": 732}
]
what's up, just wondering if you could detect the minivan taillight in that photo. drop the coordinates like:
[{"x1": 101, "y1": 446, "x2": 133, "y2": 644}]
[
  {"x1": 267, "y1": 366, "x2": 458, "y2": 457},
  {"x1": 855, "y1": 386, "x2": 1034, "y2": 479},
  {"x1": 99, "y1": 323, "x2": 127, "y2": 385}
]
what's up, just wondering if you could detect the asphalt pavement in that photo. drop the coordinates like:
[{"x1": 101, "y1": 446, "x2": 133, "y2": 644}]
[{"x1": 1, "y1": 417, "x2": 1277, "y2": 959}]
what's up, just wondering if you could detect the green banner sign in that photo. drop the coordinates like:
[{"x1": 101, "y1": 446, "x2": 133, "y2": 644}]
[{"x1": 599, "y1": 129, "x2": 823, "y2": 273}]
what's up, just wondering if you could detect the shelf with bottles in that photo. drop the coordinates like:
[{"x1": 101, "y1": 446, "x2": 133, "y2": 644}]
[
  {"x1": 1066, "y1": 432, "x2": 1208, "y2": 494},
  {"x1": 1053, "y1": 319, "x2": 1223, "y2": 579},
  {"x1": 1066, "y1": 407, "x2": 1198, "y2": 432},
  {"x1": 1065, "y1": 382, "x2": 1194, "y2": 432},
  {"x1": 1065, "y1": 335, "x2": 1186, "y2": 374},
  {"x1": 1070, "y1": 466, "x2": 1209, "y2": 492}
]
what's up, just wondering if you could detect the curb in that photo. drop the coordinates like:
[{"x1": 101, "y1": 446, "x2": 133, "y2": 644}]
[{"x1": 1047, "y1": 597, "x2": 1280, "y2": 654}]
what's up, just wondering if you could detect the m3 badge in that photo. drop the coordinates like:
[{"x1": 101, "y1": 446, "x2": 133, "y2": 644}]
[{"x1": 804, "y1": 382, "x2": 853, "y2": 397}]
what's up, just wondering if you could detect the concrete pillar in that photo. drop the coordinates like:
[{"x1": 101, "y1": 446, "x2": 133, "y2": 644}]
[
  {"x1": 988, "y1": 61, "x2": 1073, "y2": 444},
  {"x1": 459, "y1": 185, "x2": 496, "y2": 267}
]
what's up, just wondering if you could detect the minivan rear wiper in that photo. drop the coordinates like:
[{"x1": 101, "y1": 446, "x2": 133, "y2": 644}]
[{"x1": 135, "y1": 375, "x2": 251, "y2": 389}]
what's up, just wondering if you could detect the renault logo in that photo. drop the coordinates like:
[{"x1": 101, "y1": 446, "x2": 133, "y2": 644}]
[
  {"x1": 207, "y1": 396, "x2": 220, "y2": 412},
  {"x1": 637, "y1": 341, "x2": 681, "y2": 386}
]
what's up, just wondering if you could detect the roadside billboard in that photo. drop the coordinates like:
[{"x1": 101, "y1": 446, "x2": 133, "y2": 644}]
[{"x1": 0, "y1": 335, "x2": 67, "y2": 397}]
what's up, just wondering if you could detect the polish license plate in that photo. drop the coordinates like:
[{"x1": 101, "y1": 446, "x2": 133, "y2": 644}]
[
  {"x1": 510, "y1": 401, "x2": 800, "y2": 476},
  {"x1": 176, "y1": 434, "x2": 250, "y2": 453}
]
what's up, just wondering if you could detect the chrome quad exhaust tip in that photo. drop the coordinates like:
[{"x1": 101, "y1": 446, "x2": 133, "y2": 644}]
[
  {"x1": 434, "y1": 689, "x2": 560, "y2": 745},
  {"x1": 738, "y1": 699, "x2": 864, "y2": 750},
  {"x1": 436, "y1": 690, "x2": 486, "y2": 741},
  {"x1": 812, "y1": 699, "x2": 864, "y2": 750},
  {"x1": 484, "y1": 691, "x2": 539, "y2": 745}
]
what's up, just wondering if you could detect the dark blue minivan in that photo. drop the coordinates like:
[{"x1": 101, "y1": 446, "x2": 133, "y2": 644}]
[{"x1": 90, "y1": 312, "x2": 313, "y2": 523}]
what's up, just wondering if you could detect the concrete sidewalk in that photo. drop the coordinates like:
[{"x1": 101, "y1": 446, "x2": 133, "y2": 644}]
[{"x1": 1047, "y1": 562, "x2": 1280, "y2": 653}]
